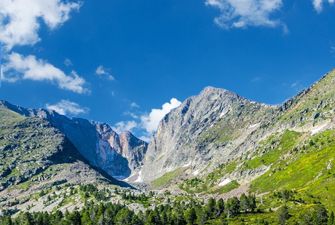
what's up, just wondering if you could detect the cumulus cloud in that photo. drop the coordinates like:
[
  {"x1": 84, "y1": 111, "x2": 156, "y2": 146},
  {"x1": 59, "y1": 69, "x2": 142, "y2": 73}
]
[
  {"x1": 0, "y1": 0, "x2": 81, "y2": 50},
  {"x1": 113, "y1": 121, "x2": 138, "y2": 133},
  {"x1": 140, "y1": 98, "x2": 182, "y2": 134},
  {"x1": 0, "y1": 0, "x2": 86, "y2": 93},
  {"x1": 95, "y1": 65, "x2": 115, "y2": 80},
  {"x1": 313, "y1": 0, "x2": 335, "y2": 12},
  {"x1": 3, "y1": 52, "x2": 88, "y2": 93},
  {"x1": 46, "y1": 100, "x2": 88, "y2": 116},
  {"x1": 205, "y1": 0, "x2": 283, "y2": 29},
  {"x1": 113, "y1": 98, "x2": 182, "y2": 141}
]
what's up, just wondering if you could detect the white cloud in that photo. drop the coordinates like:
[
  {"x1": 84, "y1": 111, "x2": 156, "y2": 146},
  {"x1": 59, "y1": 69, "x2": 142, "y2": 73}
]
[
  {"x1": 0, "y1": 0, "x2": 86, "y2": 93},
  {"x1": 0, "y1": 0, "x2": 80, "y2": 50},
  {"x1": 95, "y1": 65, "x2": 115, "y2": 80},
  {"x1": 205, "y1": 0, "x2": 283, "y2": 29},
  {"x1": 113, "y1": 121, "x2": 138, "y2": 133},
  {"x1": 140, "y1": 98, "x2": 182, "y2": 134},
  {"x1": 113, "y1": 98, "x2": 182, "y2": 141},
  {"x1": 130, "y1": 102, "x2": 140, "y2": 108},
  {"x1": 3, "y1": 52, "x2": 88, "y2": 94},
  {"x1": 46, "y1": 100, "x2": 88, "y2": 116},
  {"x1": 313, "y1": 0, "x2": 323, "y2": 11},
  {"x1": 313, "y1": 0, "x2": 335, "y2": 12}
]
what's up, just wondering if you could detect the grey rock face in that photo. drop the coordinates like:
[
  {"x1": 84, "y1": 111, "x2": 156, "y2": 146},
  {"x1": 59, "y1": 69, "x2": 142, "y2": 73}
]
[
  {"x1": 119, "y1": 131, "x2": 148, "y2": 171},
  {"x1": 0, "y1": 101, "x2": 147, "y2": 180},
  {"x1": 141, "y1": 87, "x2": 277, "y2": 182},
  {"x1": 94, "y1": 124, "x2": 147, "y2": 179}
]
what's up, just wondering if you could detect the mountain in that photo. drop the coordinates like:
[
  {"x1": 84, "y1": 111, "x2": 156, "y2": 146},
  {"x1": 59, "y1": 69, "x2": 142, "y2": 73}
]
[
  {"x1": 138, "y1": 70, "x2": 335, "y2": 213},
  {"x1": 0, "y1": 101, "x2": 147, "y2": 180},
  {"x1": 142, "y1": 86, "x2": 277, "y2": 183},
  {"x1": 0, "y1": 105, "x2": 134, "y2": 213}
]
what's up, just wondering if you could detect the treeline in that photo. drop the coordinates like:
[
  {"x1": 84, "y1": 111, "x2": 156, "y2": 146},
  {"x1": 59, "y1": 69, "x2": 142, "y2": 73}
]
[
  {"x1": 1, "y1": 193, "x2": 333, "y2": 225},
  {"x1": 0, "y1": 194, "x2": 256, "y2": 225}
]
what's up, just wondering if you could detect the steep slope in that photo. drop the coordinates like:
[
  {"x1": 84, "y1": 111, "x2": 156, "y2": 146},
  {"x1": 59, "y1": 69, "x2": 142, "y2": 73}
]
[
  {"x1": 95, "y1": 124, "x2": 148, "y2": 179},
  {"x1": 276, "y1": 70, "x2": 335, "y2": 131},
  {"x1": 119, "y1": 131, "x2": 148, "y2": 172},
  {"x1": 0, "y1": 101, "x2": 148, "y2": 179},
  {"x1": 142, "y1": 87, "x2": 277, "y2": 183},
  {"x1": 0, "y1": 105, "x2": 130, "y2": 213},
  {"x1": 175, "y1": 70, "x2": 335, "y2": 211}
]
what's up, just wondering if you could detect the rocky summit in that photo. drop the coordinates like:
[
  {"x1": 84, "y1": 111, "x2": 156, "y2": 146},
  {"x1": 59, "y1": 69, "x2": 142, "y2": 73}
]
[{"x1": 141, "y1": 86, "x2": 277, "y2": 182}]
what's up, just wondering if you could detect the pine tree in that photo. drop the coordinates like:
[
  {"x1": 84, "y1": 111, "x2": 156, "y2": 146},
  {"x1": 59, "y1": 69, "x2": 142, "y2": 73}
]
[
  {"x1": 315, "y1": 204, "x2": 328, "y2": 225},
  {"x1": 248, "y1": 195, "x2": 257, "y2": 212},
  {"x1": 226, "y1": 197, "x2": 240, "y2": 218},
  {"x1": 184, "y1": 207, "x2": 197, "y2": 225},
  {"x1": 277, "y1": 205, "x2": 290, "y2": 225},
  {"x1": 0, "y1": 216, "x2": 13, "y2": 225},
  {"x1": 329, "y1": 211, "x2": 335, "y2": 225},
  {"x1": 216, "y1": 198, "x2": 225, "y2": 216},
  {"x1": 240, "y1": 194, "x2": 249, "y2": 212},
  {"x1": 68, "y1": 211, "x2": 81, "y2": 225},
  {"x1": 196, "y1": 208, "x2": 207, "y2": 225},
  {"x1": 206, "y1": 198, "x2": 216, "y2": 218},
  {"x1": 114, "y1": 208, "x2": 133, "y2": 225},
  {"x1": 18, "y1": 212, "x2": 33, "y2": 225},
  {"x1": 81, "y1": 210, "x2": 93, "y2": 225}
]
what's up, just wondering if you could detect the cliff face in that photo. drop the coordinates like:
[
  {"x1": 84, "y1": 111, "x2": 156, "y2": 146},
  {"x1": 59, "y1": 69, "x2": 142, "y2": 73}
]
[{"x1": 119, "y1": 131, "x2": 148, "y2": 172}]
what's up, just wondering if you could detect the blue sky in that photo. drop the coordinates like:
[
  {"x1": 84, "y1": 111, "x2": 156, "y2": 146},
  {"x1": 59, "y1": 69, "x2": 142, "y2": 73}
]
[{"x1": 1, "y1": 0, "x2": 335, "y2": 140}]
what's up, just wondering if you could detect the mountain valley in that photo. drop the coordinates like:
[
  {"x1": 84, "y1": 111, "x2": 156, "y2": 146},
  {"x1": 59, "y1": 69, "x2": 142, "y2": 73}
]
[{"x1": 1, "y1": 70, "x2": 335, "y2": 224}]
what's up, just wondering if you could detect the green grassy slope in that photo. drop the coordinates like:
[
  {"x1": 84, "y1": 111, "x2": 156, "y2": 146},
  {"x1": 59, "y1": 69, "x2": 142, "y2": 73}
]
[
  {"x1": 0, "y1": 107, "x2": 67, "y2": 190},
  {"x1": 251, "y1": 129, "x2": 335, "y2": 210}
]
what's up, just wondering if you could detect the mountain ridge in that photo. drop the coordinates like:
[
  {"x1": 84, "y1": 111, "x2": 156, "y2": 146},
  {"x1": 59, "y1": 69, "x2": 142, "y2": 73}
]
[{"x1": 0, "y1": 100, "x2": 148, "y2": 180}]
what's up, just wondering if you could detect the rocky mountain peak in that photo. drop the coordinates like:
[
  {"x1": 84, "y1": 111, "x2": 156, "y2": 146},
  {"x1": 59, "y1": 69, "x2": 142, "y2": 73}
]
[
  {"x1": 142, "y1": 86, "x2": 274, "y2": 182},
  {"x1": 200, "y1": 86, "x2": 239, "y2": 98}
]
